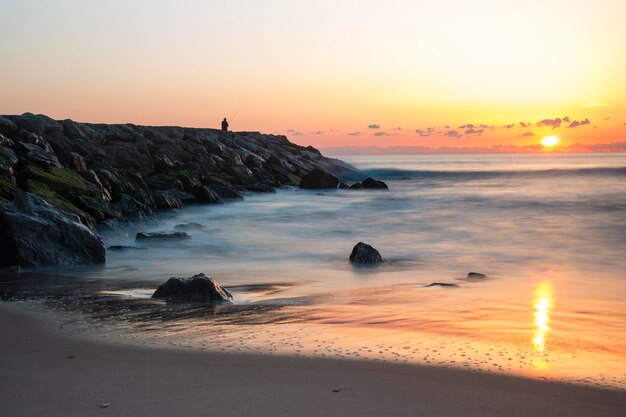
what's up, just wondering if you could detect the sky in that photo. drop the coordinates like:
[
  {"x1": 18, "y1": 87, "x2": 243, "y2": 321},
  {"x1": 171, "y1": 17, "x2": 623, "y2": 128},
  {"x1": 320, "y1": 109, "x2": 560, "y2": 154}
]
[{"x1": 1, "y1": 0, "x2": 625, "y2": 153}]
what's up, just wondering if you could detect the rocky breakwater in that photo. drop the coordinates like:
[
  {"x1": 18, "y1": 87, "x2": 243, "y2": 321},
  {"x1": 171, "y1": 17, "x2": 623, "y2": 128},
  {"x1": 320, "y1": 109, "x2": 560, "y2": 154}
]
[{"x1": 0, "y1": 113, "x2": 359, "y2": 267}]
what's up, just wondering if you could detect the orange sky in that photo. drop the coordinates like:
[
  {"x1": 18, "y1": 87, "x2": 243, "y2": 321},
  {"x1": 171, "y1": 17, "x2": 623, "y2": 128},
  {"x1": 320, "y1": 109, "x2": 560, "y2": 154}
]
[{"x1": 1, "y1": 1, "x2": 624, "y2": 152}]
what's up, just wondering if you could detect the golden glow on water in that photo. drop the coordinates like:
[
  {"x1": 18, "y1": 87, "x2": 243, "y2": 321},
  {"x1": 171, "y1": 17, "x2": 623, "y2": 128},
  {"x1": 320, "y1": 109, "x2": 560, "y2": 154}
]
[{"x1": 532, "y1": 282, "x2": 554, "y2": 354}]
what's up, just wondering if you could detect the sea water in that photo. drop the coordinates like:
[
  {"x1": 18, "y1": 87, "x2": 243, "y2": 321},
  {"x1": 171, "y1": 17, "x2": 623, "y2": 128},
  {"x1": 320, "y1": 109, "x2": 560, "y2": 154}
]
[{"x1": 6, "y1": 153, "x2": 626, "y2": 388}]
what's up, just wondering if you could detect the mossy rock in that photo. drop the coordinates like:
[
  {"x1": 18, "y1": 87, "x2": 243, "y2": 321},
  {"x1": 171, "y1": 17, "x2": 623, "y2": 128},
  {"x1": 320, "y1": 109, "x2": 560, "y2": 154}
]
[
  {"x1": 21, "y1": 165, "x2": 97, "y2": 195},
  {"x1": 0, "y1": 177, "x2": 17, "y2": 201},
  {"x1": 24, "y1": 179, "x2": 95, "y2": 227},
  {"x1": 19, "y1": 165, "x2": 110, "y2": 226}
]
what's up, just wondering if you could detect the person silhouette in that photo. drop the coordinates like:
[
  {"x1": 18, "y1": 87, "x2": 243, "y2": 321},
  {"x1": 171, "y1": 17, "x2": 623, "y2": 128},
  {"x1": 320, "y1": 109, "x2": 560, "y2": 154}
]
[{"x1": 221, "y1": 118, "x2": 229, "y2": 132}]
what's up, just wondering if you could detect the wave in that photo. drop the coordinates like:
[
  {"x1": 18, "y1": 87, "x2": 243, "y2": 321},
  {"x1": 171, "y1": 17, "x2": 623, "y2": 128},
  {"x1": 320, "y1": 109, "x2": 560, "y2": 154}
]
[{"x1": 361, "y1": 166, "x2": 626, "y2": 181}]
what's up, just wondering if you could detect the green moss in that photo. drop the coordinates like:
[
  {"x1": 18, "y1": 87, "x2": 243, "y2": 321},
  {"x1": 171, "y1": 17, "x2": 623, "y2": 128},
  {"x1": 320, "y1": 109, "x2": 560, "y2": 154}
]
[
  {"x1": 24, "y1": 165, "x2": 92, "y2": 193},
  {"x1": 25, "y1": 179, "x2": 94, "y2": 226},
  {"x1": 287, "y1": 174, "x2": 302, "y2": 184},
  {"x1": 0, "y1": 177, "x2": 17, "y2": 201}
]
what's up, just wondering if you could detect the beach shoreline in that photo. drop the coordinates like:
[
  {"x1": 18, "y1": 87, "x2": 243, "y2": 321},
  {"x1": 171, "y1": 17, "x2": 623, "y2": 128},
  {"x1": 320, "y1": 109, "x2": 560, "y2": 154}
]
[{"x1": 1, "y1": 302, "x2": 624, "y2": 417}]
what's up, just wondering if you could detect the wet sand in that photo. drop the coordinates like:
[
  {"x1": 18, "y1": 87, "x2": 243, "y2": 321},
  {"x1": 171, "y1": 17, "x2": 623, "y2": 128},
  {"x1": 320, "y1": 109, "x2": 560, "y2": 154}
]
[{"x1": 1, "y1": 303, "x2": 624, "y2": 417}]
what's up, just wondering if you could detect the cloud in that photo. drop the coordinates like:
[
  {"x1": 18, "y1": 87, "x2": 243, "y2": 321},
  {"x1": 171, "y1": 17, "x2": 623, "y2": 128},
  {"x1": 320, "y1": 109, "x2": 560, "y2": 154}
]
[
  {"x1": 292, "y1": 132, "x2": 303, "y2": 136},
  {"x1": 503, "y1": 124, "x2": 515, "y2": 129},
  {"x1": 310, "y1": 130, "x2": 324, "y2": 135},
  {"x1": 537, "y1": 118, "x2": 562, "y2": 128},
  {"x1": 568, "y1": 118, "x2": 590, "y2": 128},
  {"x1": 519, "y1": 132, "x2": 535, "y2": 137},
  {"x1": 458, "y1": 123, "x2": 475, "y2": 129},
  {"x1": 347, "y1": 131, "x2": 361, "y2": 136},
  {"x1": 287, "y1": 129, "x2": 296, "y2": 133},
  {"x1": 445, "y1": 130, "x2": 461, "y2": 137},
  {"x1": 563, "y1": 116, "x2": 571, "y2": 123},
  {"x1": 415, "y1": 127, "x2": 435, "y2": 137},
  {"x1": 464, "y1": 128, "x2": 484, "y2": 135},
  {"x1": 392, "y1": 127, "x2": 402, "y2": 131},
  {"x1": 519, "y1": 122, "x2": 530, "y2": 128},
  {"x1": 374, "y1": 131, "x2": 395, "y2": 137},
  {"x1": 368, "y1": 124, "x2": 380, "y2": 129}
]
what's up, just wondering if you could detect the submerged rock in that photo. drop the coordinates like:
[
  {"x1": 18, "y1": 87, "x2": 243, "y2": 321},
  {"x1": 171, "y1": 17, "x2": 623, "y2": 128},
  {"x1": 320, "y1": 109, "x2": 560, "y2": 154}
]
[
  {"x1": 299, "y1": 168, "x2": 339, "y2": 189},
  {"x1": 152, "y1": 273, "x2": 233, "y2": 303},
  {"x1": 107, "y1": 245, "x2": 147, "y2": 251},
  {"x1": 0, "y1": 192, "x2": 105, "y2": 267},
  {"x1": 425, "y1": 282, "x2": 459, "y2": 288},
  {"x1": 174, "y1": 222, "x2": 206, "y2": 231},
  {"x1": 467, "y1": 272, "x2": 488, "y2": 280},
  {"x1": 349, "y1": 242, "x2": 383, "y2": 266},
  {"x1": 136, "y1": 231, "x2": 190, "y2": 240}
]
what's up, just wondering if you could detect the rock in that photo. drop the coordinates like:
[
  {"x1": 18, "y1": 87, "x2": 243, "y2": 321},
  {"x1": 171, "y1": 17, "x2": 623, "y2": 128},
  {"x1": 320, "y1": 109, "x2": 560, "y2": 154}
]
[
  {"x1": 338, "y1": 182, "x2": 350, "y2": 189},
  {"x1": 299, "y1": 168, "x2": 339, "y2": 189},
  {"x1": 349, "y1": 242, "x2": 383, "y2": 266},
  {"x1": 67, "y1": 152, "x2": 87, "y2": 171},
  {"x1": 425, "y1": 282, "x2": 459, "y2": 288},
  {"x1": 0, "y1": 265, "x2": 20, "y2": 273},
  {"x1": 136, "y1": 231, "x2": 190, "y2": 240},
  {"x1": 0, "y1": 145, "x2": 19, "y2": 176},
  {"x1": 114, "y1": 193, "x2": 153, "y2": 219},
  {"x1": 174, "y1": 222, "x2": 206, "y2": 231},
  {"x1": 0, "y1": 117, "x2": 17, "y2": 136},
  {"x1": 107, "y1": 245, "x2": 147, "y2": 251},
  {"x1": 13, "y1": 113, "x2": 63, "y2": 135},
  {"x1": 244, "y1": 183, "x2": 276, "y2": 193},
  {"x1": 150, "y1": 190, "x2": 184, "y2": 209},
  {"x1": 0, "y1": 192, "x2": 106, "y2": 267},
  {"x1": 193, "y1": 185, "x2": 223, "y2": 204},
  {"x1": 210, "y1": 184, "x2": 243, "y2": 200},
  {"x1": 152, "y1": 273, "x2": 233, "y2": 303},
  {"x1": 18, "y1": 142, "x2": 62, "y2": 168},
  {"x1": 361, "y1": 177, "x2": 389, "y2": 189},
  {"x1": 467, "y1": 272, "x2": 487, "y2": 280},
  {"x1": 350, "y1": 177, "x2": 389, "y2": 190}
]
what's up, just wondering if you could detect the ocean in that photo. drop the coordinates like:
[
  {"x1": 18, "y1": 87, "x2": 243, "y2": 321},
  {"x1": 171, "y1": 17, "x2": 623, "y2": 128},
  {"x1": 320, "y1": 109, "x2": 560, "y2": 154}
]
[{"x1": 4, "y1": 153, "x2": 626, "y2": 388}]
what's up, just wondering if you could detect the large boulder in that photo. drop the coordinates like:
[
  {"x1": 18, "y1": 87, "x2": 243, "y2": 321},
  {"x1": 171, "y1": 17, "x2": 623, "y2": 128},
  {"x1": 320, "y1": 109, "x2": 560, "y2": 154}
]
[
  {"x1": 152, "y1": 273, "x2": 233, "y2": 303},
  {"x1": 349, "y1": 242, "x2": 383, "y2": 266},
  {"x1": 299, "y1": 168, "x2": 339, "y2": 189},
  {"x1": 0, "y1": 193, "x2": 106, "y2": 267}
]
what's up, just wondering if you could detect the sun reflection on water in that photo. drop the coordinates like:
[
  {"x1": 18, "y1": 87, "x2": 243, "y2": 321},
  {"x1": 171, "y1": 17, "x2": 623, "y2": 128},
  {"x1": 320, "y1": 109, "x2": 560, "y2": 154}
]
[{"x1": 532, "y1": 282, "x2": 554, "y2": 354}]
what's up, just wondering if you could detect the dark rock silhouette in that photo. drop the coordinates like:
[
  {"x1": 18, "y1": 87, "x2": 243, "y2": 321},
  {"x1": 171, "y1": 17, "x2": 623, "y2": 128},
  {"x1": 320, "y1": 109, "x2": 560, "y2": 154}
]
[
  {"x1": 0, "y1": 192, "x2": 105, "y2": 267},
  {"x1": 299, "y1": 168, "x2": 340, "y2": 189},
  {"x1": 349, "y1": 242, "x2": 383, "y2": 266},
  {"x1": 0, "y1": 112, "x2": 357, "y2": 221},
  {"x1": 350, "y1": 177, "x2": 389, "y2": 190},
  {"x1": 152, "y1": 273, "x2": 233, "y2": 303}
]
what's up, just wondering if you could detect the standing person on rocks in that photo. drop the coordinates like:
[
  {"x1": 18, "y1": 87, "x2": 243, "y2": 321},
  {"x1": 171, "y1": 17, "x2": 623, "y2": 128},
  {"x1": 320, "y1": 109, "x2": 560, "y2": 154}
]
[{"x1": 221, "y1": 118, "x2": 229, "y2": 131}]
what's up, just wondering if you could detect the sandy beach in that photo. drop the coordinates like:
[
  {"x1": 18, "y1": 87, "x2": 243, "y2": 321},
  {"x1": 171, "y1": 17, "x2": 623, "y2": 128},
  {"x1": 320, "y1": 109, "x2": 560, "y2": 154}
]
[{"x1": 1, "y1": 303, "x2": 624, "y2": 417}]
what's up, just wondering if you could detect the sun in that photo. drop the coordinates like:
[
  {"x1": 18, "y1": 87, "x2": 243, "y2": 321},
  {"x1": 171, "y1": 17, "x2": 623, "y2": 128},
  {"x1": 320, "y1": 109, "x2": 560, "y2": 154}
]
[{"x1": 541, "y1": 136, "x2": 560, "y2": 147}]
